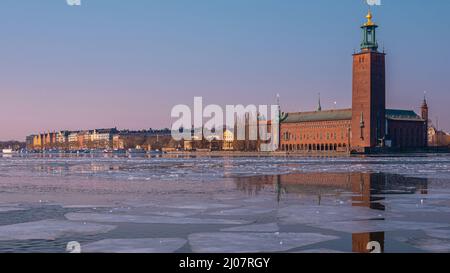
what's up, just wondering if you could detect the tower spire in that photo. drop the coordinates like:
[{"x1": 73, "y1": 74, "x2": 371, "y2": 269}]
[
  {"x1": 276, "y1": 93, "x2": 281, "y2": 115},
  {"x1": 317, "y1": 93, "x2": 322, "y2": 112},
  {"x1": 364, "y1": 9, "x2": 375, "y2": 27},
  {"x1": 421, "y1": 91, "x2": 429, "y2": 123},
  {"x1": 360, "y1": 10, "x2": 379, "y2": 51}
]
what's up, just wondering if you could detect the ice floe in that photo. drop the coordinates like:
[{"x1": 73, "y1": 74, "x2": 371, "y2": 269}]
[
  {"x1": 311, "y1": 220, "x2": 450, "y2": 233},
  {"x1": 162, "y1": 203, "x2": 238, "y2": 211},
  {"x1": 404, "y1": 238, "x2": 450, "y2": 253},
  {"x1": 209, "y1": 207, "x2": 274, "y2": 216},
  {"x1": 0, "y1": 219, "x2": 115, "y2": 241},
  {"x1": 424, "y1": 229, "x2": 450, "y2": 240},
  {"x1": 62, "y1": 205, "x2": 114, "y2": 209},
  {"x1": 295, "y1": 248, "x2": 347, "y2": 253},
  {"x1": 278, "y1": 205, "x2": 384, "y2": 225},
  {"x1": 65, "y1": 213, "x2": 251, "y2": 225},
  {"x1": 83, "y1": 238, "x2": 187, "y2": 253},
  {"x1": 188, "y1": 232, "x2": 339, "y2": 253},
  {"x1": 221, "y1": 223, "x2": 279, "y2": 232},
  {"x1": 0, "y1": 207, "x2": 26, "y2": 213}
]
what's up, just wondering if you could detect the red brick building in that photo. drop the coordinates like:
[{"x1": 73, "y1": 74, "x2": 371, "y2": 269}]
[{"x1": 280, "y1": 11, "x2": 428, "y2": 153}]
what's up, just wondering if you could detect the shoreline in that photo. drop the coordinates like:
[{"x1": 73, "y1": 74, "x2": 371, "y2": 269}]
[{"x1": 165, "y1": 149, "x2": 450, "y2": 157}]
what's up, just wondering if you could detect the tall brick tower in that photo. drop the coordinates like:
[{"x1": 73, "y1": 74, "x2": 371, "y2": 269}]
[
  {"x1": 351, "y1": 11, "x2": 386, "y2": 151},
  {"x1": 421, "y1": 94, "x2": 429, "y2": 147}
]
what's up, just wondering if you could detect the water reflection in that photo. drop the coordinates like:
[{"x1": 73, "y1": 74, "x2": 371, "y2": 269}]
[
  {"x1": 234, "y1": 172, "x2": 428, "y2": 204},
  {"x1": 353, "y1": 232, "x2": 385, "y2": 253},
  {"x1": 234, "y1": 172, "x2": 428, "y2": 253}
]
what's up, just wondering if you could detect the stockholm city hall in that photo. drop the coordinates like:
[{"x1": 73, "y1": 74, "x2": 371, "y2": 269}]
[{"x1": 280, "y1": 11, "x2": 428, "y2": 153}]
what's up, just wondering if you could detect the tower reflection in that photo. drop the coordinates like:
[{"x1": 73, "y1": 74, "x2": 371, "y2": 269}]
[{"x1": 234, "y1": 172, "x2": 428, "y2": 253}]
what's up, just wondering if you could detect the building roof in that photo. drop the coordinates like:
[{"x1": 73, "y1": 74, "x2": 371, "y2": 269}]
[
  {"x1": 386, "y1": 109, "x2": 424, "y2": 122},
  {"x1": 281, "y1": 108, "x2": 424, "y2": 123},
  {"x1": 282, "y1": 109, "x2": 352, "y2": 123}
]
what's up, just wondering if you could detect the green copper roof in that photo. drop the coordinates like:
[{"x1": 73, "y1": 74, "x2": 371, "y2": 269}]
[
  {"x1": 386, "y1": 109, "x2": 423, "y2": 121},
  {"x1": 282, "y1": 109, "x2": 352, "y2": 123},
  {"x1": 281, "y1": 108, "x2": 423, "y2": 124}
]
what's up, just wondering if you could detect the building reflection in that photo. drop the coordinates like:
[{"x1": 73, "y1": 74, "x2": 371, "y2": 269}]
[
  {"x1": 234, "y1": 172, "x2": 428, "y2": 253},
  {"x1": 352, "y1": 232, "x2": 385, "y2": 253}
]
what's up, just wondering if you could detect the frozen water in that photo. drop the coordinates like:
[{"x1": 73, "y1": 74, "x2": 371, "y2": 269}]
[
  {"x1": 310, "y1": 220, "x2": 450, "y2": 233},
  {"x1": 209, "y1": 207, "x2": 275, "y2": 216},
  {"x1": 425, "y1": 229, "x2": 450, "y2": 240},
  {"x1": 1, "y1": 154, "x2": 450, "y2": 252},
  {"x1": 2, "y1": 154, "x2": 450, "y2": 182},
  {"x1": 0, "y1": 207, "x2": 25, "y2": 213},
  {"x1": 404, "y1": 238, "x2": 450, "y2": 253},
  {"x1": 83, "y1": 238, "x2": 187, "y2": 253},
  {"x1": 0, "y1": 220, "x2": 116, "y2": 241},
  {"x1": 65, "y1": 213, "x2": 251, "y2": 225},
  {"x1": 162, "y1": 203, "x2": 237, "y2": 211},
  {"x1": 387, "y1": 200, "x2": 450, "y2": 213},
  {"x1": 221, "y1": 223, "x2": 279, "y2": 232},
  {"x1": 278, "y1": 205, "x2": 384, "y2": 225},
  {"x1": 295, "y1": 248, "x2": 347, "y2": 253},
  {"x1": 188, "y1": 232, "x2": 339, "y2": 253},
  {"x1": 139, "y1": 210, "x2": 200, "y2": 218},
  {"x1": 62, "y1": 205, "x2": 114, "y2": 209}
]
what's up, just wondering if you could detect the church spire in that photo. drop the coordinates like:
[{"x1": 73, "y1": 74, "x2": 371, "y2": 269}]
[
  {"x1": 422, "y1": 91, "x2": 428, "y2": 107},
  {"x1": 317, "y1": 93, "x2": 322, "y2": 112}
]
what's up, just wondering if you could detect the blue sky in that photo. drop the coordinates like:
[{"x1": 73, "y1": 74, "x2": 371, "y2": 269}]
[{"x1": 0, "y1": 0, "x2": 449, "y2": 140}]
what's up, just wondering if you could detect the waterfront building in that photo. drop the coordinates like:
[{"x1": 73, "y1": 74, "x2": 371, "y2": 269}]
[
  {"x1": 56, "y1": 131, "x2": 69, "y2": 144},
  {"x1": 25, "y1": 135, "x2": 35, "y2": 150},
  {"x1": 222, "y1": 129, "x2": 234, "y2": 151},
  {"x1": 280, "y1": 11, "x2": 428, "y2": 153},
  {"x1": 428, "y1": 127, "x2": 450, "y2": 147}
]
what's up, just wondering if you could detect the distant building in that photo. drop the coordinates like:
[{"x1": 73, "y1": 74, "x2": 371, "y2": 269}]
[
  {"x1": 56, "y1": 131, "x2": 69, "y2": 144},
  {"x1": 222, "y1": 129, "x2": 234, "y2": 151},
  {"x1": 428, "y1": 127, "x2": 450, "y2": 147},
  {"x1": 26, "y1": 135, "x2": 35, "y2": 150}
]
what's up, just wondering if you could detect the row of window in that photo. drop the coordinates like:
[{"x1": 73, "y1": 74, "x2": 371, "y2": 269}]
[
  {"x1": 281, "y1": 143, "x2": 348, "y2": 152},
  {"x1": 284, "y1": 123, "x2": 349, "y2": 129},
  {"x1": 282, "y1": 131, "x2": 349, "y2": 141}
]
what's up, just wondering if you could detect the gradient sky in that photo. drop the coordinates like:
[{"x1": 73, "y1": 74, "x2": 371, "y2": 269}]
[{"x1": 1, "y1": 0, "x2": 449, "y2": 141}]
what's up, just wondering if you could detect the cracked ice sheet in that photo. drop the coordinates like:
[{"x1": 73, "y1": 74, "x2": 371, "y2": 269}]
[
  {"x1": 124, "y1": 200, "x2": 240, "y2": 212},
  {"x1": 384, "y1": 198, "x2": 450, "y2": 209},
  {"x1": 295, "y1": 248, "x2": 347, "y2": 253},
  {"x1": 0, "y1": 220, "x2": 116, "y2": 241},
  {"x1": 83, "y1": 238, "x2": 187, "y2": 253},
  {"x1": 401, "y1": 238, "x2": 450, "y2": 253},
  {"x1": 424, "y1": 229, "x2": 450, "y2": 239},
  {"x1": 208, "y1": 207, "x2": 275, "y2": 216},
  {"x1": 65, "y1": 213, "x2": 251, "y2": 225},
  {"x1": 0, "y1": 207, "x2": 26, "y2": 212},
  {"x1": 310, "y1": 220, "x2": 450, "y2": 234},
  {"x1": 62, "y1": 205, "x2": 115, "y2": 209},
  {"x1": 161, "y1": 203, "x2": 238, "y2": 211},
  {"x1": 278, "y1": 205, "x2": 385, "y2": 225},
  {"x1": 139, "y1": 210, "x2": 200, "y2": 218},
  {"x1": 221, "y1": 223, "x2": 279, "y2": 232},
  {"x1": 188, "y1": 232, "x2": 339, "y2": 253}
]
